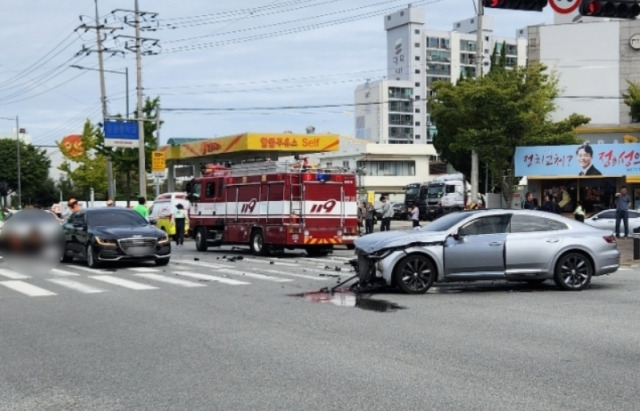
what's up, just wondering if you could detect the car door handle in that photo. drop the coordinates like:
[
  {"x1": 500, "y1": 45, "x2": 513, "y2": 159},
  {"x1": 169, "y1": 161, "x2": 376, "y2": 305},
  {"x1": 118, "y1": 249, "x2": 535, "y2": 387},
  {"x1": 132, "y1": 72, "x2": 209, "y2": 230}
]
[
  {"x1": 546, "y1": 238, "x2": 560, "y2": 243},
  {"x1": 489, "y1": 242, "x2": 503, "y2": 246}
]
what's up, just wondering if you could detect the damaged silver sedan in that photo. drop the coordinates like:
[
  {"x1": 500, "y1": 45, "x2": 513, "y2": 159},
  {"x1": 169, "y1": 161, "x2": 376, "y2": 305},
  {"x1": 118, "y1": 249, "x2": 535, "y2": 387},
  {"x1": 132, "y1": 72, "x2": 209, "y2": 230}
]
[{"x1": 352, "y1": 209, "x2": 620, "y2": 294}]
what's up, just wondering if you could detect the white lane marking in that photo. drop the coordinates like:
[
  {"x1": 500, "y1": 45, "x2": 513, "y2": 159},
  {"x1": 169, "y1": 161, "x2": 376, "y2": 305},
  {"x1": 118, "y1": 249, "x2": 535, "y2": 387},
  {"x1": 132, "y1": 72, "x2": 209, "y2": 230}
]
[
  {"x1": 0, "y1": 280, "x2": 57, "y2": 297},
  {"x1": 0, "y1": 268, "x2": 29, "y2": 280},
  {"x1": 172, "y1": 259, "x2": 234, "y2": 269},
  {"x1": 48, "y1": 278, "x2": 106, "y2": 294},
  {"x1": 174, "y1": 271, "x2": 249, "y2": 285},
  {"x1": 89, "y1": 275, "x2": 158, "y2": 290},
  {"x1": 135, "y1": 273, "x2": 206, "y2": 288},
  {"x1": 129, "y1": 267, "x2": 161, "y2": 273},
  {"x1": 65, "y1": 265, "x2": 111, "y2": 274},
  {"x1": 50, "y1": 268, "x2": 81, "y2": 277},
  {"x1": 262, "y1": 269, "x2": 328, "y2": 281},
  {"x1": 217, "y1": 268, "x2": 292, "y2": 282},
  {"x1": 244, "y1": 257, "x2": 298, "y2": 267}
]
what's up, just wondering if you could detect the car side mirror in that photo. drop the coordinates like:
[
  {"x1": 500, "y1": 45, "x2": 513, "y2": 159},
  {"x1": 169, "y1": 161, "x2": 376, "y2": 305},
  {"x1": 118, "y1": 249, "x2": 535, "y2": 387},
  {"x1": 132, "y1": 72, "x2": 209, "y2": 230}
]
[
  {"x1": 149, "y1": 217, "x2": 158, "y2": 225},
  {"x1": 592, "y1": 216, "x2": 598, "y2": 220},
  {"x1": 451, "y1": 230, "x2": 460, "y2": 240}
]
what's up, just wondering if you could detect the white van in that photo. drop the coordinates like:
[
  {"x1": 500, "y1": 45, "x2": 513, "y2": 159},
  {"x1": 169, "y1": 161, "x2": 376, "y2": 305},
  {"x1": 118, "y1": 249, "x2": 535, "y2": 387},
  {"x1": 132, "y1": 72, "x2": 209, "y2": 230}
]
[{"x1": 148, "y1": 192, "x2": 190, "y2": 238}]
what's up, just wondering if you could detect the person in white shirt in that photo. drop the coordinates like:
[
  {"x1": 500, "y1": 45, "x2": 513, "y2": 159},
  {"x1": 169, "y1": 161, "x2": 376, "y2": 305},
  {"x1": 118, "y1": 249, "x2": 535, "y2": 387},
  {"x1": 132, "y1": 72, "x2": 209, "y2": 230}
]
[{"x1": 409, "y1": 204, "x2": 420, "y2": 228}]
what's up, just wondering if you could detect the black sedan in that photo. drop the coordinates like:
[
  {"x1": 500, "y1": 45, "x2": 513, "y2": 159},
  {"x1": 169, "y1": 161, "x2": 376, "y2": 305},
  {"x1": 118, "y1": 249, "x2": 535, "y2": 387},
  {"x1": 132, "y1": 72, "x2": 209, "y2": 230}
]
[{"x1": 60, "y1": 207, "x2": 171, "y2": 268}]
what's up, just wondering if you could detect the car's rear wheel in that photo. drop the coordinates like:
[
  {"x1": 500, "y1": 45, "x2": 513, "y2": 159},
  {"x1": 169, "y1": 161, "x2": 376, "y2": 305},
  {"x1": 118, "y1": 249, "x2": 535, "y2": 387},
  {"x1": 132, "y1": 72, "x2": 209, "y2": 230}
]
[
  {"x1": 553, "y1": 252, "x2": 592, "y2": 291},
  {"x1": 86, "y1": 244, "x2": 100, "y2": 268},
  {"x1": 195, "y1": 227, "x2": 208, "y2": 251},
  {"x1": 393, "y1": 254, "x2": 435, "y2": 294}
]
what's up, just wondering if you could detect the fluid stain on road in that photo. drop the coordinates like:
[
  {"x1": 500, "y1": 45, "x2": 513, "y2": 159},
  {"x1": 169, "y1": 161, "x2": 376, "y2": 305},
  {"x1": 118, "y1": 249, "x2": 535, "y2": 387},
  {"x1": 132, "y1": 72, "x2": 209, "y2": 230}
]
[{"x1": 290, "y1": 290, "x2": 406, "y2": 312}]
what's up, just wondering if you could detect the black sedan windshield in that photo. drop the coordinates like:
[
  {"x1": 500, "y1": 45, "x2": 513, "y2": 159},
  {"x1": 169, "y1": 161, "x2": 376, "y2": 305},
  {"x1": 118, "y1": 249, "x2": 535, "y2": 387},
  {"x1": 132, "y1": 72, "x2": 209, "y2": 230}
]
[{"x1": 87, "y1": 211, "x2": 148, "y2": 227}]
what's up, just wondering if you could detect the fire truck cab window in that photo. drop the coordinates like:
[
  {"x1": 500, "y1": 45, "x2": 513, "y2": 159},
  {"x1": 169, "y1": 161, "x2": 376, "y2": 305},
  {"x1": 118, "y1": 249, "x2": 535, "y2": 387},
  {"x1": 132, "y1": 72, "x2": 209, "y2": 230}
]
[
  {"x1": 205, "y1": 182, "x2": 216, "y2": 198},
  {"x1": 191, "y1": 183, "x2": 202, "y2": 200}
]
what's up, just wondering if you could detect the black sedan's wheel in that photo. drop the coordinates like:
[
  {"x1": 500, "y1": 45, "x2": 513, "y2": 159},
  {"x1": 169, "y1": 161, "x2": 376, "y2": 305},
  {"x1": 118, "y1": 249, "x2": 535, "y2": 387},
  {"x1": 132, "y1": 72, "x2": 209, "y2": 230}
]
[
  {"x1": 195, "y1": 227, "x2": 208, "y2": 252},
  {"x1": 86, "y1": 244, "x2": 101, "y2": 268},
  {"x1": 553, "y1": 252, "x2": 592, "y2": 291},
  {"x1": 155, "y1": 257, "x2": 170, "y2": 266},
  {"x1": 393, "y1": 254, "x2": 436, "y2": 294}
]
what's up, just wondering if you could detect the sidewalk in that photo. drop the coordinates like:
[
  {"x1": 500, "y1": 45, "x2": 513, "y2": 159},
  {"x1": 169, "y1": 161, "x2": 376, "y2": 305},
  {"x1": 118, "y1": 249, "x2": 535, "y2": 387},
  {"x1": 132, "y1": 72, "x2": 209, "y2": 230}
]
[{"x1": 369, "y1": 219, "x2": 638, "y2": 266}]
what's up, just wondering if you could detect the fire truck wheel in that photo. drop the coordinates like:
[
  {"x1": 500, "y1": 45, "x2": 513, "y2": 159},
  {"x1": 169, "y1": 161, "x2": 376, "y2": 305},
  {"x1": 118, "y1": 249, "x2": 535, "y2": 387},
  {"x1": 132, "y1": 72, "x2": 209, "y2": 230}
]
[
  {"x1": 195, "y1": 227, "x2": 208, "y2": 252},
  {"x1": 305, "y1": 247, "x2": 332, "y2": 257},
  {"x1": 250, "y1": 230, "x2": 270, "y2": 256}
]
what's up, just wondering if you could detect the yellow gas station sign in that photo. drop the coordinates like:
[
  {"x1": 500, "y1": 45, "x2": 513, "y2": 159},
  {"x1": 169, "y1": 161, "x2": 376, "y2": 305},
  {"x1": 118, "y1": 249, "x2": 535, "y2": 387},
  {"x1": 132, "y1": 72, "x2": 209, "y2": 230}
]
[{"x1": 152, "y1": 151, "x2": 166, "y2": 172}]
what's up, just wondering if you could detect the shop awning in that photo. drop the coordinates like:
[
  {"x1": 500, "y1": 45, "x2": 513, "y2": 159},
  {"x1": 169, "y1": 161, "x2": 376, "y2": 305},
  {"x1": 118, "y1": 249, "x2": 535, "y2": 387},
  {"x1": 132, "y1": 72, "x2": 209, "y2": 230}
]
[
  {"x1": 626, "y1": 176, "x2": 640, "y2": 184},
  {"x1": 525, "y1": 175, "x2": 621, "y2": 180}
]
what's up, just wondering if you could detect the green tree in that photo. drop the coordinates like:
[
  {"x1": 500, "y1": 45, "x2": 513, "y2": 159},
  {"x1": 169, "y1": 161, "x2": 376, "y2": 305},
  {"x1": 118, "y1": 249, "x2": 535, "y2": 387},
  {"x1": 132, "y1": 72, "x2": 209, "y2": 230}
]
[
  {"x1": 622, "y1": 80, "x2": 640, "y2": 122},
  {"x1": 429, "y1": 61, "x2": 590, "y2": 203},
  {"x1": 96, "y1": 96, "x2": 162, "y2": 205},
  {"x1": 0, "y1": 139, "x2": 52, "y2": 209},
  {"x1": 57, "y1": 120, "x2": 108, "y2": 200}
]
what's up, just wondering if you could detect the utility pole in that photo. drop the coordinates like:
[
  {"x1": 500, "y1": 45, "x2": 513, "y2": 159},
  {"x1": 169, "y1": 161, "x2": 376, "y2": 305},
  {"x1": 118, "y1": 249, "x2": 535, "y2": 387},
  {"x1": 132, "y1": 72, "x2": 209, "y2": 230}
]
[
  {"x1": 15, "y1": 116, "x2": 21, "y2": 209},
  {"x1": 75, "y1": 0, "x2": 121, "y2": 201},
  {"x1": 154, "y1": 103, "x2": 161, "y2": 199},
  {"x1": 112, "y1": 2, "x2": 160, "y2": 200},
  {"x1": 471, "y1": 0, "x2": 484, "y2": 205}
]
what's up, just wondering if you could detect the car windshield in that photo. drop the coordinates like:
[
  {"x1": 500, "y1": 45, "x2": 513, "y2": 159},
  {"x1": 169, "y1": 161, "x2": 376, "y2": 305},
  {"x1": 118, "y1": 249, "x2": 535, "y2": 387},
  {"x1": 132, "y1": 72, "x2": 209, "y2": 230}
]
[
  {"x1": 405, "y1": 187, "x2": 419, "y2": 196},
  {"x1": 427, "y1": 186, "x2": 444, "y2": 198},
  {"x1": 419, "y1": 211, "x2": 480, "y2": 232},
  {"x1": 88, "y1": 211, "x2": 148, "y2": 227}
]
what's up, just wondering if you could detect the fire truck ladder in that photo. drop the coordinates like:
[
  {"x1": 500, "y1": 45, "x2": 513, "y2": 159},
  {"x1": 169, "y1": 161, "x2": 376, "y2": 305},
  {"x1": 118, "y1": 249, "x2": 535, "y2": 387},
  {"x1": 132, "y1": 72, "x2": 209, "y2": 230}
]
[{"x1": 289, "y1": 169, "x2": 304, "y2": 224}]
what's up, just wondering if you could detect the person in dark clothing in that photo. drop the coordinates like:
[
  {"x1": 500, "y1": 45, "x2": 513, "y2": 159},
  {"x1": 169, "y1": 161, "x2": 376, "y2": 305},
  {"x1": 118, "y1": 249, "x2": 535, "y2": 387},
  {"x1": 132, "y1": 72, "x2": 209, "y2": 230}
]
[
  {"x1": 173, "y1": 203, "x2": 187, "y2": 246},
  {"x1": 523, "y1": 192, "x2": 537, "y2": 210},
  {"x1": 364, "y1": 202, "x2": 375, "y2": 234},
  {"x1": 541, "y1": 194, "x2": 560, "y2": 214}
]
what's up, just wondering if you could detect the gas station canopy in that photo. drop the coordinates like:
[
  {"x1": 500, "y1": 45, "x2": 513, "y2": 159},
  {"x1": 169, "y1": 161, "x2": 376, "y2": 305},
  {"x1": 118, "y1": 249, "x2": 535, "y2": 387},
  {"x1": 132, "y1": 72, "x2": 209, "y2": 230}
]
[{"x1": 159, "y1": 132, "x2": 340, "y2": 163}]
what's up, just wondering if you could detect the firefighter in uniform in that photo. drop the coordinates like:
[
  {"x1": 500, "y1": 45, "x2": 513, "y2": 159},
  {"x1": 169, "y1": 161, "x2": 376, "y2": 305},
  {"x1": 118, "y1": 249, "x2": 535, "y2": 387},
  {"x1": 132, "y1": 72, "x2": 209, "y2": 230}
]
[{"x1": 173, "y1": 203, "x2": 187, "y2": 246}]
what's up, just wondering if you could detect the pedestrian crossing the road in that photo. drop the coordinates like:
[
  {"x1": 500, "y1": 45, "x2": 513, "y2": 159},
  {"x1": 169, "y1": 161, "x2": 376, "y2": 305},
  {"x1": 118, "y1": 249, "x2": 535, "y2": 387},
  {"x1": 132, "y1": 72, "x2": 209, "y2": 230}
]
[{"x1": 0, "y1": 254, "x2": 355, "y2": 299}]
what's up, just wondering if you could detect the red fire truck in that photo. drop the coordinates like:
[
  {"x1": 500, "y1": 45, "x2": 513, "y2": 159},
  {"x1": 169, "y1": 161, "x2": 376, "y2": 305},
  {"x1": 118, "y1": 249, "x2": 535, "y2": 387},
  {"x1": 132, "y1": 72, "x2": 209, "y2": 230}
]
[{"x1": 185, "y1": 162, "x2": 359, "y2": 256}]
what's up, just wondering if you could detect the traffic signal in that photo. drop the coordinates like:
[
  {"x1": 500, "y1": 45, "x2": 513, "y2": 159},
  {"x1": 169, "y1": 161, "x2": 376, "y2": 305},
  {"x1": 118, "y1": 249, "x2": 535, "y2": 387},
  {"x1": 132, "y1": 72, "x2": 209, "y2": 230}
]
[
  {"x1": 482, "y1": 0, "x2": 548, "y2": 11},
  {"x1": 579, "y1": 0, "x2": 640, "y2": 18}
]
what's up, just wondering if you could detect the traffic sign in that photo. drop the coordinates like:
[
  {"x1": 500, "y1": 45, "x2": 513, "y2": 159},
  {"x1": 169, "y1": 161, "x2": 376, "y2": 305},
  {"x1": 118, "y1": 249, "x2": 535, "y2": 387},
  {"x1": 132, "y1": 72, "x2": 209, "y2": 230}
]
[
  {"x1": 549, "y1": 0, "x2": 581, "y2": 14},
  {"x1": 103, "y1": 120, "x2": 139, "y2": 148},
  {"x1": 152, "y1": 151, "x2": 166, "y2": 172}
]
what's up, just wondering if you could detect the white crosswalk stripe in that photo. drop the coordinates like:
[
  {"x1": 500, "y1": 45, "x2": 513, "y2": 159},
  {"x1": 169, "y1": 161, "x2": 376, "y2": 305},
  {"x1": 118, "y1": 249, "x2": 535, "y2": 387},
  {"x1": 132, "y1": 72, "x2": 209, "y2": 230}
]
[
  {"x1": 172, "y1": 259, "x2": 234, "y2": 269},
  {"x1": 217, "y1": 268, "x2": 292, "y2": 283},
  {"x1": 0, "y1": 280, "x2": 57, "y2": 297},
  {"x1": 48, "y1": 278, "x2": 106, "y2": 294},
  {"x1": 129, "y1": 267, "x2": 162, "y2": 273},
  {"x1": 50, "y1": 268, "x2": 81, "y2": 277},
  {"x1": 89, "y1": 275, "x2": 158, "y2": 290},
  {"x1": 0, "y1": 268, "x2": 30, "y2": 280},
  {"x1": 173, "y1": 271, "x2": 249, "y2": 285},
  {"x1": 134, "y1": 273, "x2": 206, "y2": 288}
]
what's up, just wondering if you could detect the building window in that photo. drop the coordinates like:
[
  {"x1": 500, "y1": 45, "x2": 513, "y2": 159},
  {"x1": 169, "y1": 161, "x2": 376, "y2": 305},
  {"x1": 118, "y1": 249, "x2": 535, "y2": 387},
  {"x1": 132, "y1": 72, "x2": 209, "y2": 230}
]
[
  {"x1": 415, "y1": 42, "x2": 420, "y2": 47},
  {"x1": 415, "y1": 95, "x2": 421, "y2": 101},
  {"x1": 342, "y1": 160, "x2": 349, "y2": 169},
  {"x1": 356, "y1": 160, "x2": 416, "y2": 177},
  {"x1": 415, "y1": 135, "x2": 421, "y2": 139},
  {"x1": 415, "y1": 121, "x2": 421, "y2": 126},
  {"x1": 415, "y1": 29, "x2": 420, "y2": 34},
  {"x1": 415, "y1": 108, "x2": 420, "y2": 113},
  {"x1": 415, "y1": 69, "x2": 420, "y2": 74},
  {"x1": 415, "y1": 82, "x2": 420, "y2": 87},
  {"x1": 415, "y1": 56, "x2": 420, "y2": 61}
]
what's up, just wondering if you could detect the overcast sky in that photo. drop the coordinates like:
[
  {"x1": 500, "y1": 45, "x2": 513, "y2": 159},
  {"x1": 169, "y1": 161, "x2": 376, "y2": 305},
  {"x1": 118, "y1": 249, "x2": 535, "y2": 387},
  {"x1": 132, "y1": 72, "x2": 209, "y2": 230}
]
[{"x1": 0, "y1": 0, "x2": 555, "y2": 148}]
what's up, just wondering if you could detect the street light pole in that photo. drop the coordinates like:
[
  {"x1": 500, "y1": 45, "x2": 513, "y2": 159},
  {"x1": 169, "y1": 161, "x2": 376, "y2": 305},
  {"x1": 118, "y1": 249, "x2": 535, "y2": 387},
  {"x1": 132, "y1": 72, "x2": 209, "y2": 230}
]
[
  {"x1": 470, "y1": 0, "x2": 484, "y2": 205},
  {"x1": 15, "y1": 116, "x2": 21, "y2": 209},
  {"x1": 70, "y1": 65, "x2": 130, "y2": 119},
  {"x1": 135, "y1": 0, "x2": 147, "y2": 199}
]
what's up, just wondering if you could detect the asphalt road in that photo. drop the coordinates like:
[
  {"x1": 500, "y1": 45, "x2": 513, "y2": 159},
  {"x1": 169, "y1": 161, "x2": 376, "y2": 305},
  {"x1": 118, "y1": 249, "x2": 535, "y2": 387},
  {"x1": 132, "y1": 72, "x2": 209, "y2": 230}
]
[{"x1": 1, "y1": 235, "x2": 639, "y2": 410}]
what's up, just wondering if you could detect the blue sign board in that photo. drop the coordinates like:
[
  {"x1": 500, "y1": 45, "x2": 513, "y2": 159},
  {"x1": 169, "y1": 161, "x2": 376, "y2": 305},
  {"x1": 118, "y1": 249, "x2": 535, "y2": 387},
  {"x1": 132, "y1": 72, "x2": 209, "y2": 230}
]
[
  {"x1": 514, "y1": 143, "x2": 640, "y2": 177},
  {"x1": 103, "y1": 120, "x2": 139, "y2": 148}
]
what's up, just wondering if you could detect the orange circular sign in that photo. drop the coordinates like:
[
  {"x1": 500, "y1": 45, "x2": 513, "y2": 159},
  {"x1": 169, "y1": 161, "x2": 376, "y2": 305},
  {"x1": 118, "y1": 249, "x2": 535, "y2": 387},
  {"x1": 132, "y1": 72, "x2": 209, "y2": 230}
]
[{"x1": 60, "y1": 134, "x2": 85, "y2": 157}]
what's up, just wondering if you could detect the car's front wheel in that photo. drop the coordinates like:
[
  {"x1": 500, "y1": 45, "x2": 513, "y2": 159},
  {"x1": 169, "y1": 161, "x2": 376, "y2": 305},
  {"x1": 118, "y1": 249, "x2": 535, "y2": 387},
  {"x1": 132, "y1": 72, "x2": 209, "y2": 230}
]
[
  {"x1": 393, "y1": 254, "x2": 436, "y2": 294},
  {"x1": 155, "y1": 257, "x2": 170, "y2": 266},
  {"x1": 553, "y1": 252, "x2": 592, "y2": 291},
  {"x1": 86, "y1": 244, "x2": 101, "y2": 268}
]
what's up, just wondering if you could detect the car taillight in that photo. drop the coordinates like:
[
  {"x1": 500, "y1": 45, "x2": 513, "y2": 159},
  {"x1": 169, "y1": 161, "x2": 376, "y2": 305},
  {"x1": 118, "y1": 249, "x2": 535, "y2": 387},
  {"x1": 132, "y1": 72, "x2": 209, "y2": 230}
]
[{"x1": 603, "y1": 235, "x2": 617, "y2": 244}]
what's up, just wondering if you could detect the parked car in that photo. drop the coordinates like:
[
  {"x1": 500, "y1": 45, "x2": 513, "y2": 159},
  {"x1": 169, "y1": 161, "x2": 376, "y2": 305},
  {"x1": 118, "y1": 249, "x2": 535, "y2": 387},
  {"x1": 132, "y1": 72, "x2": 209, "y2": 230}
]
[
  {"x1": 60, "y1": 207, "x2": 171, "y2": 268},
  {"x1": 584, "y1": 209, "x2": 640, "y2": 234},
  {"x1": 0, "y1": 209, "x2": 64, "y2": 254},
  {"x1": 352, "y1": 209, "x2": 619, "y2": 294},
  {"x1": 392, "y1": 202, "x2": 407, "y2": 220}
]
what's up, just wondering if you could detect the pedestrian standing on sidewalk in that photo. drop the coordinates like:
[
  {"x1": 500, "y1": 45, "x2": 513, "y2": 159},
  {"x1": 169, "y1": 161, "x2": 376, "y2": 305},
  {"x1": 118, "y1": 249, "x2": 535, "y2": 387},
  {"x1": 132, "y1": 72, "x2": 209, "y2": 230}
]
[
  {"x1": 615, "y1": 185, "x2": 631, "y2": 238},
  {"x1": 364, "y1": 201, "x2": 375, "y2": 234},
  {"x1": 173, "y1": 203, "x2": 187, "y2": 246},
  {"x1": 380, "y1": 196, "x2": 393, "y2": 232},
  {"x1": 409, "y1": 204, "x2": 420, "y2": 228}
]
